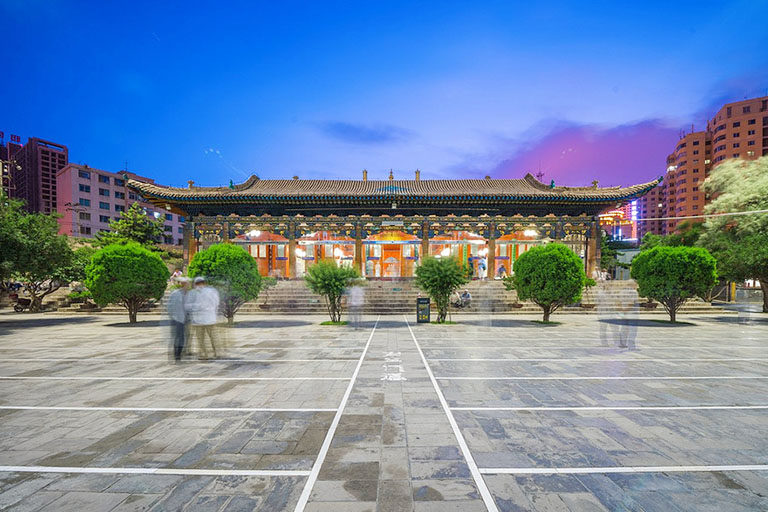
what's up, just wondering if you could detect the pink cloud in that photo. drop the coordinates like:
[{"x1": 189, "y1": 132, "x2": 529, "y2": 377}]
[{"x1": 492, "y1": 120, "x2": 677, "y2": 187}]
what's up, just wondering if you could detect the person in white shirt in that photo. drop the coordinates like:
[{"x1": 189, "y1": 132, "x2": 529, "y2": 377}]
[
  {"x1": 167, "y1": 277, "x2": 191, "y2": 361},
  {"x1": 347, "y1": 284, "x2": 364, "y2": 329},
  {"x1": 187, "y1": 276, "x2": 220, "y2": 360}
]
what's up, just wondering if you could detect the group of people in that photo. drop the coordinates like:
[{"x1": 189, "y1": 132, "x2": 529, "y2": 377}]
[{"x1": 167, "y1": 276, "x2": 222, "y2": 361}]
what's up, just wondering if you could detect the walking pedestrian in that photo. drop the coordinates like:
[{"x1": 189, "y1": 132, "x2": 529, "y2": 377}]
[
  {"x1": 348, "y1": 283, "x2": 364, "y2": 329},
  {"x1": 167, "y1": 277, "x2": 191, "y2": 362},
  {"x1": 187, "y1": 276, "x2": 220, "y2": 360}
]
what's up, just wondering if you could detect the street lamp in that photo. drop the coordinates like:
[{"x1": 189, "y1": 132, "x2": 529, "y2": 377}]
[
  {"x1": 1, "y1": 158, "x2": 22, "y2": 197},
  {"x1": 64, "y1": 202, "x2": 87, "y2": 237}
]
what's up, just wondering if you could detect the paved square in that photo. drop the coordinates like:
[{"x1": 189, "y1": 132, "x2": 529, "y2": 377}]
[{"x1": 0, "y1": 311, "x2": 767, "y2": 511}]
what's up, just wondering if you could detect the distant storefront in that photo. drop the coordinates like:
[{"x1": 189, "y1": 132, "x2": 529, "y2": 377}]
[{"x1": 129, "y1": 172, "x2": 660, "y2": 280}]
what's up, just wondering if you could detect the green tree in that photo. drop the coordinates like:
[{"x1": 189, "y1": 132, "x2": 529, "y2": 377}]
[
  {"x1": 94, "y1": 202, "x2": 164, "y2": 248},
  {"x1": 699, "y1": 156, "x2": 768, "y2": 312},
  {"x1": 85, "y1": 243, "x2": 170, "y2": 323},
  {"x1": 13, "y1": 212, "x2": 76, "y2": 311},
  {"x1": 303, "y1": 260, "x2": 360, "y2": 323},
  {"x1": 640, "y1": 221, "x2": 703, "y2": 251},
  {"x1": 414, "y1": 256, "x2": 470, "y2": 323},
  {"x1": 504, "y1": 243, "x2": 586, "y2": 322},
  {"x1": 188, "y1": 243, "x2": 263, "y2": 325},
  {"x1": 630, "y1": 246, "x2": 717, "y2": 322},
  {"x1": 0, "y1": 191, "x2": 25, "y2": 293}
]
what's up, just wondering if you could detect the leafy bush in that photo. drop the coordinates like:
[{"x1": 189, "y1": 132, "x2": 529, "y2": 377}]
[
  {"x1": 630, "y1": 245, "x2": 718, "y2": 322},
  {"x1": 66, "y1": 290, "x2": 92, "y2": 300},
  {"x1": 414, "y1": 256, "x2": 470, "y2": 323},
  {"x1": 85, "y1": 243, "x2": 170, "y2": 323},
  {"x1": 504, "y1": 243, "x2": 586, "y2": 322},
  {"x1": 188, "y1": 243, "x2": 263, "y2": 324},
  {"x1": 303, "y1": 260, "x2": 360, "y2": 322}
]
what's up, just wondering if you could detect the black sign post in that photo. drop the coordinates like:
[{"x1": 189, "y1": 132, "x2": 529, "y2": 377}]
[{"x1": 416, "y1": 297, "x2": 430, "y2": 323}]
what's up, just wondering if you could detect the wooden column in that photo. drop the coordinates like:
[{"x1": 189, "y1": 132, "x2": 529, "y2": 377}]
[
  {"x1": 488, "y1": 224, "x2": 496, "y2": 279},
  {"x1": 222, "y1": 221, "x2": 230, "y2": 243},
  {"x1": 354, "y1": 224, "x2": 364, "y2": 275},
  {"x1": 183, "y1": 220, "x2": 196, "y2": 269},
  {"x1": 288, "y1": 222, "x2": 297, "y2": 279},
  {"x1": 586, "y1": 219, "x2": 600, "y2": 279},
  {"x1": 421, "y1": 221, "x2": 429, "y2": 261}
]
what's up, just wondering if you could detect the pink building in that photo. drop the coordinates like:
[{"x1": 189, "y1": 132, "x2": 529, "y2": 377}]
[{"x1": 56, "y1": 164, "x2": 185, "y2": 245}]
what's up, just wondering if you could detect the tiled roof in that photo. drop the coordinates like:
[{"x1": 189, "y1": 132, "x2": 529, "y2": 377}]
[{"x1": 129, "y1": 173, "x2": 660, "y2": 204}]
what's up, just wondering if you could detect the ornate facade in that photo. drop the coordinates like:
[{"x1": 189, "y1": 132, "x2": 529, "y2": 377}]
[{"x1": 129, "y1": 173, "x2": 660, "y2": 279}]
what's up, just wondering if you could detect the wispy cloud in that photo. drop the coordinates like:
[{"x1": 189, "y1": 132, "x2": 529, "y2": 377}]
[{"x1": 318, "y1": 122, "x2": 414, "y2": 145}]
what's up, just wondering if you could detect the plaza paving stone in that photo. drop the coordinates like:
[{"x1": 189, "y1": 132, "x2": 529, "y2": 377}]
[{"x1": 0, "y1": 310, "x2": 766, "y2": 510}]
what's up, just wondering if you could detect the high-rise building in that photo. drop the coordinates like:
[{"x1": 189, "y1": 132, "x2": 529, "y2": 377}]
[
  {"x1": 56, "y1": 163, "x2": 185, "y2": 245},
  {"x1": 7, "y1": 137, "x2": 68, "y2": 214},
  {"x1": 1, "y1": 140, "x2": 24, "y2": 197},
  {"x1": 637, "y1": 95, "x2": 767, "y2": 237}
]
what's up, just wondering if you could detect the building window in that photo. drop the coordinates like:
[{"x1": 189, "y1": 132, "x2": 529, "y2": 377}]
[
  {"x1": 733, "y1": 143, "x2": 740, "y2": 148},
  {"x1": 164, "y1": 213, "x2": 172, "y2": 221},
  {"x1": 733, "y1": 153, "x2": 740, "y2": 158},
  {"x1": 99, "y1": 215, "x2": 110, "y2": 223},
  {"x1": 692, "y1": 140, "x2": 700, "y2": 146},
  {"x1": 98, "y1": 175, "x2": 110, "y2": 184},
  {"x1": 179, "y1": 216, "x2": 185, "y2": 223},
  {"x1": 164, "y1": 236, "x2": 173, "y2": 244},
  {"x1": 99, "y1": 188, "x2": 110, "y2": 196},
  {"x1": 78, "y1": 170, "x2": 90, "y2": 179},
  {"x1": 748, "y1": 130, "x2": 756, "y2": 136},
  {"x1": 747, "y1": 150, "x2": 755, "y2": 157},
  {"x1": 79, "y1": 226, "x2": 91, "y2": 235},
  {"x1": 128, "y1": 192, "x2": 137, "y2": 200},
  {"x1": 749, "y1": 119, "x2": 756, "y2": 125},
  {"x1": 99, "y1": 201, "x2": 110, "y2": 210},
  {"x1": 733, "y1": 132, "x2": 740, "y2": 138},
  {"x1": 733, "y1": 121, "x2": 740, "y2": 128},
  {"x1": 79, "y1": 212, "x2": 91, "y2": 221},
  {"x1": 114, "y1": 178, "x2": 125, "y2": 186},
  {"x1": 726, "y1": 107, "x2": 732, "y2": 117},
  {"x1": 743, "y1": 106, "x2": 751, "y2": 114},
  {"x1": 692, "y1": 205, "x2": 698, "y2": 210},
  {"x1": 164, "y1": 225, "x2": 173, "y2": 232},
  {"x1": 114, "y1": 191, "x2": 125, "y2": 199},
  {"x1": 115, "y1": 204, "x2": 125, "y2": 212},
  {"x1": 178, "y1": 227, "x2": 183, "y2": 233},
  {"x1": 79, "y1": 198, "x2": 90, "y2": 206},
  {"x1": 78, "y1": 184, "x2": 91, "y2": 193}
]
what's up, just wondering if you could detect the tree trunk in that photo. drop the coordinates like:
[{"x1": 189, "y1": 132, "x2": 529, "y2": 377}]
[
  {"x1": 669, "y1": 308, "x2": 676, "y2": 323},
  {"x1": 227, "y1": 315, "x2": 234, "y2": 326},
  {"x1": 542, "y1": 307, "x2": 551, "y2": 323},
  {"x1": 128, "y1": 301, "x2": 138, "y2": 323},
  {"x1": 30, "y1": 296, "x2": 44, "y2": 313}
]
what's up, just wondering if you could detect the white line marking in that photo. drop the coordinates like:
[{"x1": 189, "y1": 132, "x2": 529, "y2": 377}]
[
  {"x1": 293, "y1": 316, "x2": 380, "y2": 512},
  {"x1": 479, "y1": 464, "x2": 768, "y2": 475},
  {"x1": 436, "y1": 376, "x2": 768, "y2": 381},
  {"x1": 405, "y1": 315, "x2": 499, "y2": 512},
  {"x1": 0, "y1": 358, "x2": 356, "y2": 363},
  {"x1": 0, "y1": 376, "x2": 349, "y2": 381},
  {"x1": 428, "y1": 358, "x2": 768, "y2": 362},
  {"x1": 0, "y1": 465, "x2": 310, "y2": 477},
  {"x1": 0, "y1": 406, "x2": 337, "y2": 413},
  {"x1": 420, "y1": 346, "x2": 768, "y2": 350},
  {"x1": 452, "y1": 405, "x2": 768, "y2": 412}
]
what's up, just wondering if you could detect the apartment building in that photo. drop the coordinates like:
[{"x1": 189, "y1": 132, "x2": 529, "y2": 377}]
[
  {"x1": 637, "y1": 95, "x2": 768, "y2": 237},
  {"x1": 5, "y1": 137, "x2": 68, "y2": 214},
  {"x1": 56, "y1": 163, "x2": 185, "y2": 245}
]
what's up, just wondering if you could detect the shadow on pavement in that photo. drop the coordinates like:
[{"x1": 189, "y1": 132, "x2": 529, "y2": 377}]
[
  {"x1": 707, "y1": 315, "x2": 768, "y2": 325},
  {"x1": 458, "y1": 318, "x2": 559, "y2": 328},
  {"x1": 0, "y1": 315, "x2": 97, "y2": 335},
  {"x1": 233, "y1": 320, "x2": 314, "y2": 328},
  {"x1": 106, "y1": 319, "x2": 168, "y2": 328},
  {"x1": 599, "y1": 318, "x2": 696, "y2": 327}
]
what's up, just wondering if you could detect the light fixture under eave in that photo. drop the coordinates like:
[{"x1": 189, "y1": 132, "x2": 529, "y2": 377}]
[
  {"x1": 523, "y1": 229, "x2": 538, "y2": 237},
  {"x1": 440, "y1": 247, "x2": 450, "y2": 257},
  {"x1": 248, "y1": 230, "x2": 261, "y2": 237}
]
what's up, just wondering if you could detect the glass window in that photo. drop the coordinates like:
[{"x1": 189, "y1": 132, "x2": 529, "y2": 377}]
[
  {"x1": 99, "y1": 215, "x2": 110, "y2": 223},
  {"x1": 99, "y1": 188, "x2": 110, "y2": 196},
  {"x1": 164, "y1": 225, "x2": 173, "y2": 232},
  {"x1": 114, "y1": 191, "x2": 125, "y2": 199},
  {"x1": 79, "y1": 198, "x2": 90, "y2": 206},
  {"x1": 78, "y1": 170, "x2": 90, "y2": 179},
  {"x1": 165, "y1": 213, "x2": 172, "y2": 221},
  {"x1": 99, "y1": 201, "x2": 110, "y2": 210},
  {"x1": 178, "y1": 227, "x2": 183, "y2": 233},
  {"x1": 98, "y1": 175, "x2": 110, "y2": 184},
  {"x1": 79, "y1": 212, "x2": 91, "y2": 220},
  {"x1": 114, "y1": 178, "x2": 125, "y2": 186},
  {"x1": 79, "y1": 226, "x2": 91, "y2": 235},
  {"x1": 115, "y1": 204, "x2": 125, "y2": 212},
  {"x1": 78, "y1": 184, "x2": 91, "y2": 192}
]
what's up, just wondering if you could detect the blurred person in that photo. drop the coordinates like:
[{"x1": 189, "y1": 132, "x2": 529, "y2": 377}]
[
  {"x1": 187, "y1": 276, "x2": 220, "y2": 360},
  {"x1": 348, "y1": 283, "x2": 364, "y2": 329},
  {"x1": 167, "y1": 277, "x2": 191, "y2": 362},
  {"x1": 497, "y1": 264, "x2": 508, "y2": 279},
  {"x1": 478, "y1": 256, "x2": 487, "y2": 280}
]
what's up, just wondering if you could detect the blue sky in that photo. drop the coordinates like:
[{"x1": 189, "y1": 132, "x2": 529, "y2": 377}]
[{"x1": 2, "y1": 0, "x2": 767, "y2": 187}]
